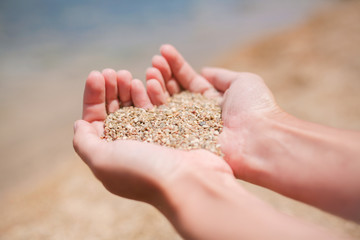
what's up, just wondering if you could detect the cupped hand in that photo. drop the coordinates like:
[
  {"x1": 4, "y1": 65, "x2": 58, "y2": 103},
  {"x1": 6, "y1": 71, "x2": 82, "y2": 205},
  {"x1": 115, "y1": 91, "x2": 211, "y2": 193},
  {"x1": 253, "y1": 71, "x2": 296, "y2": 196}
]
[
  {"x1": 148, "y1": 45, "x2": 281, "y2": 181},
  {"x1": 73, "y1": 69, "x2": 233, "y2": 205}
]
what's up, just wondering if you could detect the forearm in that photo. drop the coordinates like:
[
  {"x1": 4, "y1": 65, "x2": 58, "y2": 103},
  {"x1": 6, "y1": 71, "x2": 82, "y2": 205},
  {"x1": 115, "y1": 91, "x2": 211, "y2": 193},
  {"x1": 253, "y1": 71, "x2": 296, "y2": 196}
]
[
  {"x1": 242, "y1": 113, "x2": 360, "y2": 221},
  {"x1": 156, "y1": 166, "x2": 342, "y2": 240}
]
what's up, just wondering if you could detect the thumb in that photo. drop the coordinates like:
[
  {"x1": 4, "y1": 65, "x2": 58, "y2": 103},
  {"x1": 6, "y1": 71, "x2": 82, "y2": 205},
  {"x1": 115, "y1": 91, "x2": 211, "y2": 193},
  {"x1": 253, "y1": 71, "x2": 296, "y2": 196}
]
[
  {"x1": 201, "y1": 67, "x2": 240, "y2": 92},
  {"x1": 222, "y1": 74, "x2": 277, "y2": 127},
  {"x1": 73, "y1": 120, "x2": 103, "y2": 164}
]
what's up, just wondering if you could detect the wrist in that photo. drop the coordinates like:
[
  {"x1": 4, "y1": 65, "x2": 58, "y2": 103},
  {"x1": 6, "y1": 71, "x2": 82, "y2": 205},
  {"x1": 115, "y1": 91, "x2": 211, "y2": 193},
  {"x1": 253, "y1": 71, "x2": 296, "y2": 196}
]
[
  {"x1": 156, "y1": 153, "x2": 340, "y2": 240},
  {"x1": 238, "y1": 112, "x2": 328, "y2": 189},
  {"x1": 240, "y1": 112, "x2": 360, "y2": 220}
]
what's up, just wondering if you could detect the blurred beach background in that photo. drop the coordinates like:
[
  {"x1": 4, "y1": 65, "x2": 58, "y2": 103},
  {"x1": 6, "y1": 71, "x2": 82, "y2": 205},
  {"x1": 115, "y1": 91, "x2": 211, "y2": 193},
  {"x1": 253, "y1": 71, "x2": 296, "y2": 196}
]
[{"x1": 1, "y1": 0, "x2": 360, "y2": 239}]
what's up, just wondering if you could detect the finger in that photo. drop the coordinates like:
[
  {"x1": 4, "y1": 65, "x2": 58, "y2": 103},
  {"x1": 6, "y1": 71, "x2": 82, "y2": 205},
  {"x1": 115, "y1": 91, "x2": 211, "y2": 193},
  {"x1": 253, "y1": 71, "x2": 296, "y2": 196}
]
[
  {"x1": 166, "y1": 79, "x2": 181, "y2": 95},
  {"x1": 160, "y1": 44, "x2": 214, "y2": 94},
  {"x1": 201, "y1": 67, "x2": 240, "y2": 93},
  {"x1": 146, "y1": 67, "x2": 166, "y2": 92},
  {"x1": 221, "y1": 75, "x2": 276, "y2": 127},
  {"x1": 73, "y1": 120, "x2": 104, "y2": 165},
  {"x1": 102, "y1": 68, "x2": 119, "y2": 113},
  {"x1": 131, "y1": 79, "x2": 154, "y2": 109},
  {"x1": 117, "y1": 70, "x2": 132, "y2": 107},
  {"x1": 151, "y1": 55, "x2": 172, "y2": 83},
  {"x1": 83, "y1": 71, "x2": 107, "y2": 122},
  {"x1": 147, "y1": 79, "x2": 167, "y2": 106},
  {"x1": 152, "y1": 55, "x2": 181, "y2": 96}
]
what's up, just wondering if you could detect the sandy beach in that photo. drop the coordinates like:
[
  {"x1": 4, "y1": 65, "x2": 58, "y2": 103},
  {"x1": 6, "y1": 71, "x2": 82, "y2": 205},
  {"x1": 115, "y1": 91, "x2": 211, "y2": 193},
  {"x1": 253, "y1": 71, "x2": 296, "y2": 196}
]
[{"x1": 1, "y1": 1, "x2": 360, "y2": 239}]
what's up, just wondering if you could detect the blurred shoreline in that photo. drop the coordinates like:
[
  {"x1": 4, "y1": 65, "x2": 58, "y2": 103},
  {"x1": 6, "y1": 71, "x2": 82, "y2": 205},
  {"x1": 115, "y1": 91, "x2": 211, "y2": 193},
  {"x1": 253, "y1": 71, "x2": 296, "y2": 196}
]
[{"x1": 1, "y1": 1, "x2": 360, "y2": 239}]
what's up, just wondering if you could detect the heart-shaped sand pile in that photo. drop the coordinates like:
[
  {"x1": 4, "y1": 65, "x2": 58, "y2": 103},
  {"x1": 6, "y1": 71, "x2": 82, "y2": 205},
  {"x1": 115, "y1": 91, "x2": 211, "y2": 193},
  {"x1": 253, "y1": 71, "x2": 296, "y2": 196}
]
[{"x1": 103, "y1": 91, "x2": 223, "y2": 155}]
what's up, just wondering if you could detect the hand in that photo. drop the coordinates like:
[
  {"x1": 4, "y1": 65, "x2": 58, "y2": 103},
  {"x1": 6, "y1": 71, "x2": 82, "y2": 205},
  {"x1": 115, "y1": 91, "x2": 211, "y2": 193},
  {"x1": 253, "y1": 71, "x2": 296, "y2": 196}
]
[
  {"x1": 149, "y1": 45, "x2": 360, "y2": 222},
  {"x1": 73, "y1": 69, "x2": 233, "y2": 205},
  {"x1": 147, "y1": 45, "x2": 281, "y2": 181}
]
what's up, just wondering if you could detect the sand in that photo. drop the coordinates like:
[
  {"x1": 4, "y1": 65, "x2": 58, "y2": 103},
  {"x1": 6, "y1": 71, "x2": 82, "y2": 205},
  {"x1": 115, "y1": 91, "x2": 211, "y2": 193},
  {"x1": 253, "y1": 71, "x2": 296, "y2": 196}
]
[
  {"x1": 103, "y1": 91, "x2": 223, "y2": 155},
  {"x1": 1, "y1": 1, "x2": 360, "y2": 239}
]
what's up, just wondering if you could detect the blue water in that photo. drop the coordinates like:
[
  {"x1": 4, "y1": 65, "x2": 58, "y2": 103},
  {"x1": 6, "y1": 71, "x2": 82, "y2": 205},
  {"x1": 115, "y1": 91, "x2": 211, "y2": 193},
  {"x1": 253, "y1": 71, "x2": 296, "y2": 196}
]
[{"x1": 0, "y1": 0, "x2": 193, "y2": 44}]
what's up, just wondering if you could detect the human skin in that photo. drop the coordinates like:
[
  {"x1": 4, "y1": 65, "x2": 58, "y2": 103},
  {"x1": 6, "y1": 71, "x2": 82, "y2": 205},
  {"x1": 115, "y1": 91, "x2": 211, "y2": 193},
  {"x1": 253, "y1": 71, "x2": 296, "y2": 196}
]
[
  {"x1": 147, "y1": 44, "x2": 360, "y2": 222},
  {"x1": 73, "y1": 68, "x2": 344, "y2": 239}
]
